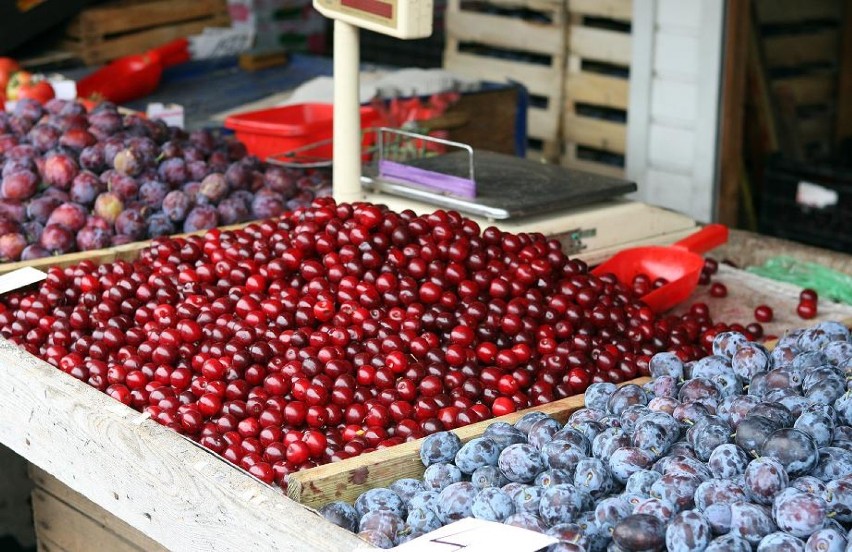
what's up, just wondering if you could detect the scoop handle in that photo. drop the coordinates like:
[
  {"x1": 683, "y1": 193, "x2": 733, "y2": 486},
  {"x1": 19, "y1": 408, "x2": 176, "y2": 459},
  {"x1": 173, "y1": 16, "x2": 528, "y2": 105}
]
[{"x1": 673, "y1": 223, "x2": 729, "y2": 254}]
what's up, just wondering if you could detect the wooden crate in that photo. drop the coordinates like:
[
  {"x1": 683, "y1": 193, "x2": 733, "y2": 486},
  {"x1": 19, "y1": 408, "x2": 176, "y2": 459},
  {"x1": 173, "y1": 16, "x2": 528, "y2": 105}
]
[
  {"x1": 63, "y1": 0, "x2": 230, "y2": 65},
  {"x1": 443, "y1": 0, "x2": 566, "y2": 161},
  {"x1": 753, "y1": 0, "x2": 843, "y2": 160},
  {"x1": 287, "y1": 377, "x2": 648, "y2": 509},
  {"x1": 561, "y1": 0, "x2": 632, "y2": 178}
]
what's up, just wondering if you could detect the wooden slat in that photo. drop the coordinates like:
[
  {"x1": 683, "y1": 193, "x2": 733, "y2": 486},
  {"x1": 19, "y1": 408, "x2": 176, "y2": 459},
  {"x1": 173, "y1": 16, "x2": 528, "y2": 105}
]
[
  {"x1": 443, "y1": 49, "x2": 563, "y2": 98},
  {"x1": 565, "y1": 71, "x2": 630, "y2": 110},
  {"x1": 67, "y1": 0, "x2": 226, "y2": 38},
  {"x1": 446, "y1": 8, "x2": 565, "y2": 56},
  {"x1": 31, "y1": 468, "x2": 167, "y2": 552},
  {"x1": 32, "y1": 489, "x2": 152, "y2": 552},
  {"x1": 528, "y1": 105, "x2": 561, "y2": 141},
  {"x1": 568, "y1": 0, "x2": 633, "y2": 21},
  {"x1": 66, "y1": 14, "x2": 230, "y2": 65},
  {"x1": 0, "y1": 340, "x2": 365, "y2": 551},
  {"x1": 763, "y1": 30, "x2": 840, "y2": 68},
  {"x1": 771, "y1": 73, "x2": 836, "y2": 105},
  {"x1": 287, "y1": 377, "x2": 649, "y2": 509},
  {"x1": 563, "y1": 113, "x2": 627, "y2": 153},
  {"x1": 754, "y1": 0, "x2": 842, "y2": 25},
  {"x1": 569, "y1": 25, "x2": 632, "y2": 66},
  {"x1": 37, "y1": 537, "x2": 69, "y2": 552},
  {"x1": 472, "y1": 0, "x2": 564, "y2": 11}
]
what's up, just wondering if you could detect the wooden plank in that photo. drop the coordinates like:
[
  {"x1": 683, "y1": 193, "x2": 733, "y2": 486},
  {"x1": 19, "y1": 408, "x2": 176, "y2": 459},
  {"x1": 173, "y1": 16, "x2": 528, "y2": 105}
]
[
  {"x1": 569, "y1": 25, "x2": 632, "y2": 66},
  {"x1": 565, "y1": 71, "x2": 630, "y2": 110},
  {"x1": 569, "y1": 0, "x2": 633, "y2": 21},
  {"x1": 31, "y1": 468, "x2": 167, "y2": 552},
  {"x1": 754, "y1": 0, "x2": 842, "y2": 25},
  {"x1": 288, "y1": 377, "x2": 650, "y2": 508},
  {"x1": 528, "y1": 105, "x2": 561, "y2": 141},
  {"x1": 763, "y1": 30, "x2": 840, "y2": 68},
  {"x1": 67, "y1": 0, "x2": 226, "y2": 38},
  {"x1": 471, "y1": 0, "x2": 564, "y2": 11},
  {"x1": 67, "y1": 14, "x2": 230, "y2": 65},
  {"x1": 446, "y1": 8, "x2": 565, "y2": 56},
  {"x1": 563, "y1": 113, "x2": 627, "y2": 153},
  {"x1": 443, "y1": 49, "x2": 563, "y2": 98},
  {"x1": 837, "y1": 0, "x2": 852, "y2": 140},
  {"x1": 771, "y1": 73, "x2": 835, "y2": 106},
  {"x1": 32, "y1": 489, "x2": 152, "y2": 552},
  {"x1": 0, "y1": 342, "x2": 365, "y2": 552},
  {"x1": 37, "y1": 537, "x2": 69, "y2": 552},
  {"x1": 717, "y1": 0, "x2": 749, "y2": 226}
]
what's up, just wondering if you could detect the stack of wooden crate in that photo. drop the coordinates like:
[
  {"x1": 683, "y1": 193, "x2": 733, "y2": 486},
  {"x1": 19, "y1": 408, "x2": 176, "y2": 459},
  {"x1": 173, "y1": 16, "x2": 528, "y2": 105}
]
[
  {"x1": 443, "y1": 0, "x2": 567, "y2": 161},
  {"x1": 561, "y1": 0, "x2": 632, "y2": 177},
  {"x1": 442, "y1": 0, "x2": 633, "y2": 174},
  {"x1": 63, "y1": 0, "x2": 230, "y2": 65}
]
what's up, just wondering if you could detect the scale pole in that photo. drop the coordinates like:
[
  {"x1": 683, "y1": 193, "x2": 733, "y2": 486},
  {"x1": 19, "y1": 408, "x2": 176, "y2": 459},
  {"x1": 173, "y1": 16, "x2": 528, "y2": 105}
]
[{"x1": 332, "y1": 19, "x2": 362, "y2": 204}]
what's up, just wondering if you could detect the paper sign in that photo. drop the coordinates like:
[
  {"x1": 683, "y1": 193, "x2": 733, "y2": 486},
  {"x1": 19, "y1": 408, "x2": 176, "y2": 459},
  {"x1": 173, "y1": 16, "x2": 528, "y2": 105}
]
[
  {"x1": 796, "y1": 181, "x2": 839, "y2": 209},
  {"x1": 370, "y1": 518, "x2": 558, "y2": 552},
  {"x1": 49, "y1": 78, "x2": 77, "y2": 100},
  {"x1": 0, "y1": 267, "x2": 47, "y2": 295}
]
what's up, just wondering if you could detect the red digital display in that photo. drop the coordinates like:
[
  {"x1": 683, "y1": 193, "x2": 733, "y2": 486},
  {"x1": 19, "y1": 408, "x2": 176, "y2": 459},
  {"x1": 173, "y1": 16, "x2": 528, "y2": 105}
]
[{"x1": 341, "y1": 0, "x2": 393, "y2": 19}]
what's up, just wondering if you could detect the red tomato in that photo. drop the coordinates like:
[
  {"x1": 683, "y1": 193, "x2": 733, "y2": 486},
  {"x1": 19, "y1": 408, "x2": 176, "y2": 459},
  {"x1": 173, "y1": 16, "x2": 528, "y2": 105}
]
[
  {"x1": 0, "y1": 58, "x2": 20, "y2": 93},
  {"x1": 16, "y1": 80, "x2": 55, "y2": 103}
]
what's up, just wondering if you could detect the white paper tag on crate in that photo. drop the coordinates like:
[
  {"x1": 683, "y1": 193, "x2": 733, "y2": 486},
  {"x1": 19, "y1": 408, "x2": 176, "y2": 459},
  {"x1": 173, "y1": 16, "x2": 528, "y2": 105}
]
[
  {"x1": 796, "y1": 180, "x2": 839, "y2": 209},
  {"x1": 368, "y1": 518, "x2": 557, "y2": 552},
  {"x1": 0, "y1": 267, "x2": 46, "y2": 295},
  {"x1": 147, "y1": 103, "x2": 185, "y2": 129}
]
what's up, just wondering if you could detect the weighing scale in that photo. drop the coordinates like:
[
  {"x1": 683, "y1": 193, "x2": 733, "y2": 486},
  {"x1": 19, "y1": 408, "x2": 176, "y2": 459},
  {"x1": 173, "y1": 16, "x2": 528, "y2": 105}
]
[{"x1": 311, "y1": 0, "x2": 700, "y2": 259}]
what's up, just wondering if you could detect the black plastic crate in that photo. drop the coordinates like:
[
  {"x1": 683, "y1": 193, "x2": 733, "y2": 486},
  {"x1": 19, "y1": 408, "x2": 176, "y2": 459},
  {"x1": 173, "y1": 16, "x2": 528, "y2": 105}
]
[
  {"x1": 759, "y1": 157, "x2": 852, "y2": 253},
  {"x1": 359, "y1": 0, "x2": 447, "y2": 68}
]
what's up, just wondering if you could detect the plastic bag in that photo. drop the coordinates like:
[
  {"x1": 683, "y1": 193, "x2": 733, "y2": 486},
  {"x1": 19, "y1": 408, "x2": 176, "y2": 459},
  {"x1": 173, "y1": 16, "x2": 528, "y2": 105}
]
[{"x1": 746, "y1": 256, "x2": 852, "y2": 305}]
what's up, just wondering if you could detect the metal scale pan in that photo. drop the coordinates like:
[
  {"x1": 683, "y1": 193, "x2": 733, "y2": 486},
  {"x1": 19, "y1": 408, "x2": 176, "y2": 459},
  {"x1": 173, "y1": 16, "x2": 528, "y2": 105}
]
[{"x1": 362, "y1": 128, "x2": 638, "y2": 220}]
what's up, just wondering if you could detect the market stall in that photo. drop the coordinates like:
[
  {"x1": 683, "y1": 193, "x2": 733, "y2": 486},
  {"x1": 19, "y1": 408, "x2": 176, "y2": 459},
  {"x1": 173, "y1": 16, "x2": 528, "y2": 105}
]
[{"x1": 0, "y1": 1, "x2": 850, "y2": 551}]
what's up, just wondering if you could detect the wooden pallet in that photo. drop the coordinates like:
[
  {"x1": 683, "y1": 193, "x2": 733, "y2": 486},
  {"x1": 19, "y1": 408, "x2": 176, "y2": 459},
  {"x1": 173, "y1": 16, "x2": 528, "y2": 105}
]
[
  {"x1": 561, "y1": 0, "x2": 632, "y2": 177},
  {"x1": 752, "y1": 0, "x2": 843, "y2": 160},
  {"x1": 63, "y1": 0, "x2": 229, "y2": 65},
  {"x1": 443, "y1": 0, "x2": 566, "y2": 160}
]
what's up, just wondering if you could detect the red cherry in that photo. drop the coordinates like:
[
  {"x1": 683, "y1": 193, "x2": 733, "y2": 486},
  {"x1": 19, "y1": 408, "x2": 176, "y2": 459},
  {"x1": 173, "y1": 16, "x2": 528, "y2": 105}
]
[
  {"x1": 754, "y1": 305, "x2": 773, "y2": 323},
  {"x1": 797, "y1": 300, "x2": 817, "y2": 320},
  {"x1": 799, "y1": 288, "x2": 818, "y2": 303},
  {"x1": 709, "y1": 283, "x2": 728, "y2": 298}
]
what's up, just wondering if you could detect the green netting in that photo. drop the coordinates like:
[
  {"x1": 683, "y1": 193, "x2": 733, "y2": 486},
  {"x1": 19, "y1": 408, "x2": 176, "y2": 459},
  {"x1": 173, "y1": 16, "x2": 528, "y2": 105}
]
[{"x1": 746, "y1": 256, "x2": 852, "y2": 305}]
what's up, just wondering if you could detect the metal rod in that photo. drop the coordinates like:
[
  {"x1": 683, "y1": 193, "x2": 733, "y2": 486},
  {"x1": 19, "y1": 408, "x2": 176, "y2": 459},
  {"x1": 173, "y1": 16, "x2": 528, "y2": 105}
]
[{"x1": 332, "y1": 19, "x2": 362, "y2": 203}]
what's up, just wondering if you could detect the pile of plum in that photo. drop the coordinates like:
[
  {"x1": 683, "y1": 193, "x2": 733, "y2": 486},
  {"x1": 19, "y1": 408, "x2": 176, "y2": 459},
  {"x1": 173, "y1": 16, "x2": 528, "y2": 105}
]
[
  {"x1": 0, "y1": 199, "x2": 740, "y2": 484},
  {"x1": 320, "y1": 321, "x2": 852, "y2": 551},
  {"x1": 0, "y1": 98, "x2": 329, "y2": 261}
]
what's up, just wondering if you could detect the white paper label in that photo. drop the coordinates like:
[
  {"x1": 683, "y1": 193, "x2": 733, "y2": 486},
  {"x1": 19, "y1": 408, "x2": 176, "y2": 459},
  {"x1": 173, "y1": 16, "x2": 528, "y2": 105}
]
[
  {"x1": 796, "y1": 181, "x2": 839, "y2": 209},
  {"x1": 49, "y1": 79, "x2": 77, "y2": 100},
  {"x1": 368, "y1": 518, "x2": 558, "y2": 552},
  {"x1": 0, "y1": 267, "x2": 47, "y2": 295},
  {"x1": 147, "y1": 103, "x2": 185, "y2": 129}
]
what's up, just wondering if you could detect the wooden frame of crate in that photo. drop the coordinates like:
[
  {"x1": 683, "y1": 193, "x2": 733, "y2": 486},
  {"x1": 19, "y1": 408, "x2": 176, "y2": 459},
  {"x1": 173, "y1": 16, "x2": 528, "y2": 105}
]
[
  {"x1": 561, "y1": 0, "x2": 632, "y2": 178},
  {"x1": 443, "y1": 0, "x2": 567, "y2": 162},
  {"x1": 63, "y1": 0, "x2": 230, "y2": 65}
]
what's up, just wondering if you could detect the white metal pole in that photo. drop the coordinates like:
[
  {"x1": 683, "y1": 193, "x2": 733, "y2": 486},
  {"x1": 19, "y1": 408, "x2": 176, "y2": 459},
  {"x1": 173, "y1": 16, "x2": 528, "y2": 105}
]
[{"x1": 332, "y1": 19, "x2": 362, "y2": 204}]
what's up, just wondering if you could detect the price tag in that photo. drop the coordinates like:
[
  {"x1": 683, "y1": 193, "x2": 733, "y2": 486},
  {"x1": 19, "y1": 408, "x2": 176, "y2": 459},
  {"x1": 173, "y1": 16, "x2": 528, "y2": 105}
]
[
  {"x1": 796, "y1": 181, "x2": 839, "y2": 209},
  {"x1": 374, "y1": 518, "x2": 558, "y2": 552},
  {"x1": 0, "y1": 267, "x2": 46, "y2": 295}
]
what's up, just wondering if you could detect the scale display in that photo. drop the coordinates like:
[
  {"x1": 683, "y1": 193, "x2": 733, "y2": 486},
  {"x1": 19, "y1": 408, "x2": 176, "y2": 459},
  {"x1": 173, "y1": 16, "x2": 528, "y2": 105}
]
[{"x1": 314, "y1": 0, "x2": 432, "y2": 38}]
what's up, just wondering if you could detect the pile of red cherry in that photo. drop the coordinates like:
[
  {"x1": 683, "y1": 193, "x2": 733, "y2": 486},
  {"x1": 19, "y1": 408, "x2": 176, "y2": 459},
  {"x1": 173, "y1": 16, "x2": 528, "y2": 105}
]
[{"x1": 0, "y1": 199, "x2": 742, "y2": 488}]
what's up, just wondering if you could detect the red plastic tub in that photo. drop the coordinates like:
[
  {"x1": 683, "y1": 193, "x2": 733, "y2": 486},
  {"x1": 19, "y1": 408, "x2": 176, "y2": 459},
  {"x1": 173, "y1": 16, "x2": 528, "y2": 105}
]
[{"x1": 224, "y1": 103, "x2": 383, "y2": 160}]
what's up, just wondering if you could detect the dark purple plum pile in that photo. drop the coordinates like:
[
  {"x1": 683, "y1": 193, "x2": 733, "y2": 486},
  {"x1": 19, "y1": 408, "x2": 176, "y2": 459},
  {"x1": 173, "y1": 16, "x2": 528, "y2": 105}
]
[
  {"x1": 0, "y1": 98, "x2": 330, "y2": 261},
  {"x1": 319, "y1": 321, "x2": 852, "y2": 551}
]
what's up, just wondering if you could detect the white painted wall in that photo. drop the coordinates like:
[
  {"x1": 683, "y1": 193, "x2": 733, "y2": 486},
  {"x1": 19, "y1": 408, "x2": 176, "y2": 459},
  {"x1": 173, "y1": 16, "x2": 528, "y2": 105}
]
[{"x1": 626, "y1": 0, "x2": 725, "y2": 223}]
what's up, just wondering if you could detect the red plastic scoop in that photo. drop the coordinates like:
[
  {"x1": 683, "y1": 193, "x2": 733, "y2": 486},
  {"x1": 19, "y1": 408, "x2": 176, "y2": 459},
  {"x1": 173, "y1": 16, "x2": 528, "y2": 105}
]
[
  {"x1": 591, "y1": 224, "x2": 729, "y2": 313},
  {"x1": 76, "y1": 38, "x2": 190, "y2": 105}
]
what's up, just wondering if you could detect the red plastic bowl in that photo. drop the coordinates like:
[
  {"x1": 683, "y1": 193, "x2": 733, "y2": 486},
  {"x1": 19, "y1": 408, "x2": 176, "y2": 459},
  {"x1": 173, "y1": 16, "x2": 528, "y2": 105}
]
[{"x1": 224, "y1": 103, "x2": 383, "y2": 161}]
